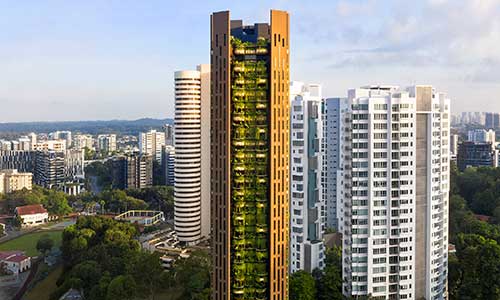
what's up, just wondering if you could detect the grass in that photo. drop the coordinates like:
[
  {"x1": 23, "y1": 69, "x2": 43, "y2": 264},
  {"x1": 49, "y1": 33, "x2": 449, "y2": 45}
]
[
  {"x1": 24, "y1": 265, "x2": 63, "y2": 300},
  {"x1": 0, "y1": 230, "x2": 62, "y2": 256}
]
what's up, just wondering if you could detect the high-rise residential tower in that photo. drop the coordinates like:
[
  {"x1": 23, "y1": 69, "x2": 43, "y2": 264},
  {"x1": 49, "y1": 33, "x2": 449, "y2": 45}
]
[
  {"x1": 329, "y1": 86, "x2": 450, "y2": 300},
  {"x1": 111, "y1": 153, "x2": 153, "y2": 189},
  {"x1": 164, "y1": 124, "x2": 174, "y2": 146},
  {"x1": 322, "y1": 97, "x2": 350, "y2": 231},
  {"x1": 97, "y1": 134, "x2": 117, "y2": 153},
  {"x1": 173, "y1": 64, "x2": 211, "y2": 245},
  {"x1": 139, "y1": 130, "x2": 165, "y2": 163},
  {"x1": 289, "y1": 81, "x2": 325, "y2": 273},
  {"x1": 211, "y1": 10, "x2": 290, "y2": 300},
  {"x1": 161, "y1": 145, "x2": 175, "y2": 186}
]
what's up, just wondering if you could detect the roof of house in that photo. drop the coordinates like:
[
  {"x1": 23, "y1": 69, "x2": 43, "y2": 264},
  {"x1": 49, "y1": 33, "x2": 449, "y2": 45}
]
[
  {"x1": 0, "y1": 251, "x2": 28, "y2": 263},
  {"x1": 0, "y1": 251, "x2": 22, "y2": 260},
  {"x1": 15, "y1": 204, "x2": 47, "y2": 216},
  {"x1": 5, "y1": 254, "x2": 29, "y2": 263}
]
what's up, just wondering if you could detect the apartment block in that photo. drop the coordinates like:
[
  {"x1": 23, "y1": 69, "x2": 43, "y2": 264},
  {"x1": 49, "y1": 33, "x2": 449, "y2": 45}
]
[
  {"x1": 289, "y1": 81, "x2": 325, "y2": 273},
  {"x1": 328, "y1": 86, "x2": 450, "y2": 300},
  {"x1": 161, "y1": 145, "x2": 175, "y2": 186},
  {"x1": 97, "y1": 134, "x2": 117, "y2": 153},
  {"x1": 111, "y1": 153, "x2": 153, "y2": 189},
  {"x1": 34, "y1": 151, "x2": 65, "y2": 189},
  {"x1": 174, "y1": 64, "x2": 211, "y2": 244},
  {"x1": 0, "y1": 169, "x2": 33, "y2": 194},
  {"x1": 139, "y1": 130, "x2": 165, "y2": 163}
]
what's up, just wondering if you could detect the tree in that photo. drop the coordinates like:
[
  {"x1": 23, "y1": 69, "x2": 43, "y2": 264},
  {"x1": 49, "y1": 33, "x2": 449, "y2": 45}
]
[
  {"x1": 125, "y1": 186, "x2": 174, "y2": 219},
  {"x1": 290, "y1": 270, "x2": 317, "y2": 300},
  {"x1": 12, "y1": 215, "x2": 23, "y2": 228},
  {"x1": 174, "y1": 250, "x2": 211, "y2": 299},
  {"x1": 43, "y1": 190, "x2": 72, "y2": 216},
  {"x1": 106, "y1": 275, "x2": 137, "y2": 300},
  {"x1": 152, "y1": 160, "x2": 165, "y2": 186},
  {"x1": 36, "y1": 234, "x2": 55, "y2": 255},
  {"x1": 129, "y1": 252, "x2": 164, "y2": 300},
  {"x1": 314, "y1": 247, "x2": 343, "y2": 300},
  {"x1": 451, "y1": 234, "x2": 500, "y2": 299}
]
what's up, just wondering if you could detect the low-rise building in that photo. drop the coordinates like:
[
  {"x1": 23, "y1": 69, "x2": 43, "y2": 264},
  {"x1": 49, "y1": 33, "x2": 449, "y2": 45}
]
[
  {"x1": 0, "y1": 251, "x2": 31, "y2": 274},
  {"x1": 15, "y1": 204, "x2": 48, "y2": 227}
]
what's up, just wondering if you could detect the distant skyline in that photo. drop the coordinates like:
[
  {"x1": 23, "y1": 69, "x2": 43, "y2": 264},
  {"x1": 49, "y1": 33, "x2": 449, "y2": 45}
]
[{"x1": 2, "y1": 0, "x2": 500, "y2": 122}]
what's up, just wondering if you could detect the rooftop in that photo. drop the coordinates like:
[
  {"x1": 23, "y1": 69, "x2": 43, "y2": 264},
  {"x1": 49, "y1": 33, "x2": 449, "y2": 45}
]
[{"x1": 15, "y1": 204, "x2": 48, "y2": 215}]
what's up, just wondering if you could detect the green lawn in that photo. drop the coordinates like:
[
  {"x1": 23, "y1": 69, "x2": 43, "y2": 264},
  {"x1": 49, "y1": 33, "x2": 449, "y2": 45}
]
[{"x1": 0, "y1": 230, "x2": 62, "y2": 256}]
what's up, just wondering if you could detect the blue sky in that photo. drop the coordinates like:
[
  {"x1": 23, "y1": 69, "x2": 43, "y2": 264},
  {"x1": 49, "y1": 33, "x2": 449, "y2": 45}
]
[{"x1": 1, "y1": 0, "x2": 500, "y2": 122}]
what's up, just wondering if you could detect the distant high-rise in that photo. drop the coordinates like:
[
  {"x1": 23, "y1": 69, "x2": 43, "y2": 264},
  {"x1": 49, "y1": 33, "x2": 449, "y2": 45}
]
[
  {"x1": 322, "y1": 97, "x2": 350, "y2": 231},
  {"x1": 33, "y1": 140, "x2": 66, "y2": 152},
  {"x1": 457, "y1": 142, "x2": 498, "y2": 171},
  {"x1": 467, "y1": 128, "x2": 495, "y2": 149},
  {"x1": 73, "y1": 134, "x2": 94, "y2": 151},
  {"x1": 450, "y1": 134, "x2": 459, "y2": 156},
  {"x1": 289, "y1": 81, "x2": 325, "y2": 273},
  {"x1": 97, "y1": 134, "x2": 117, "y2": 153},
  {"x1": 49, "y1": 131, "x2": 72, "y2": 149},
  {"x1": 211, "y1": 10, "x2": 289, "y2": 300},
  {"x1": 333, "y1": 85, "x2": 450, "y2": 300},
  {"x1": 65, "y1": 149, "x2": 85, "y2": 180},
  {"x1": 111, "y1": 153, "x2": 153, "y2": 189},
  {"x1": 34, "y1": 150, "x2": 65, "y2": 189},
  {"x1": 173, "y1": 64, "x2": 211, "y2": 244},
  {"x1": 0, "y1": 150, "x2": 34, "y2": 172},
  {"x1": 164, "y1": 124, "x2": 174, "y2": 146},
  {"x1": 161, "y1": 145, "x2": 175, "y2": 186},
  {"x1": 139, "y1": 130, "x2": 165, "y2": 163},
  {"x1": 485, "y1": 112, "x2": 500, "y2": 129}
]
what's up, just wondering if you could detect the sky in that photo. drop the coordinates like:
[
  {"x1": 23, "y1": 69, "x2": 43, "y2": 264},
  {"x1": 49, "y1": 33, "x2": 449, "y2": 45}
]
[{"x1": 1, "y1": 0, "x2": 500, "y2": 122}]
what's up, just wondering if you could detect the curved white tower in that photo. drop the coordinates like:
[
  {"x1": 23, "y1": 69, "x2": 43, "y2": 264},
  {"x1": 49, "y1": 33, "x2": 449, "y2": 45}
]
[{"x1": 174, "y1": 70, "x2": 202, "y2": 244}]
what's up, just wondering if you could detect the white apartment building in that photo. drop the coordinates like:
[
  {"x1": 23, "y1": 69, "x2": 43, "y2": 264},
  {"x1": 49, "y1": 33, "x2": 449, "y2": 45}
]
[
  {"x1": 450, "y1": 134, "x2": 459, "y2": 156},
  {"x1": 329, "y1": 86, "x2": 449, "y2": 300},
  {"x1": 65, "y1": 149, "x2": 85, "y2": 180},
  {"x1": 97, "y1": 134, "x2": 117, "y2": 153},
  {"x1": 17, "y1": 137, "x2": 32, "y2": 151},
  {"x1": 139, "y1": 130, "x2": 165, "y2": 163},
  {"x1": 162, "y1": 145, "x2": 175, "y2": 186},
  {"x1": 289, "y1": 81, "x2": 325, "y2": 273},
  {"x1": 173, "y1": 64, "x2": 210, "y2": 244},
  {"x1": 323, "y1": 97, "x2": 351, "y2": 231},
  {"x1": 33, "y1": 140, "x2": 67, "y2": 152},
  {"x1": 73, "y1": 134, "x2": 94, "y2": 151},
  {"x1": 467, "y1": 129, "x2": 496, "y2": 149},
  {"x1": 0, "y1": 169, "x2": 33, "y2": 194},
  {"x1": 49, "y1": 131, "x2": 72, "y2": 148}
]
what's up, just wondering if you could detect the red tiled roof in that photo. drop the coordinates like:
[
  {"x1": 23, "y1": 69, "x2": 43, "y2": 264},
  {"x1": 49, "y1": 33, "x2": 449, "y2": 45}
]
[
  {"x1": 5, "y1": 254, "x2": 29, "y2": 263},
  {"x1": 15, "y1": 204, "x2": 47, "y2": 216},
  {"x1": 474, "y1": 214, "x2": 491, "y2": 222},
  {"x1": 0, "y1": 251, "x2": 22, "y2": 260}
]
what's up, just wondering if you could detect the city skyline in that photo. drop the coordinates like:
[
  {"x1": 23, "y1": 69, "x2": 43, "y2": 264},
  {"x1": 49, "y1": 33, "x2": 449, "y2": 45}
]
[{"x1": 2, "y1": 0, "x2": 500, "y2": 122}]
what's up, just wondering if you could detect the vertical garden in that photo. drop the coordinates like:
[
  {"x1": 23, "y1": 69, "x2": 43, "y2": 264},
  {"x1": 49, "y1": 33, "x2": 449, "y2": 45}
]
[{"x1": 230, "y1": 36, "x2": 270, "y2": 300}]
